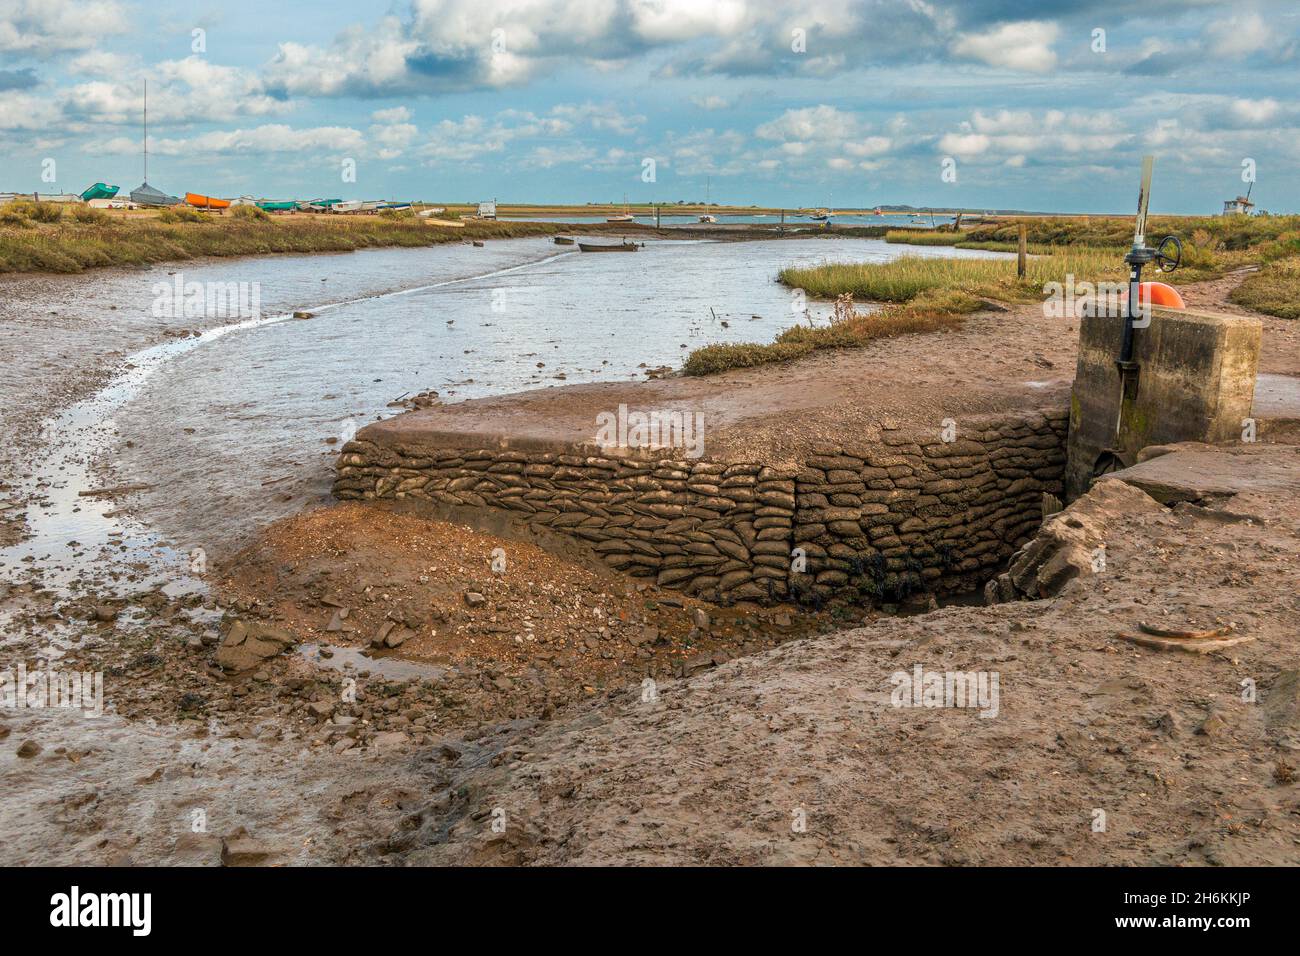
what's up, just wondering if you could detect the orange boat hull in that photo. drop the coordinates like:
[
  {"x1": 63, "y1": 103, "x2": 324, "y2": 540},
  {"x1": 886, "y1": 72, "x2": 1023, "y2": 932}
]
[{"x1": 185, "y1": 193, "x2": 231, "y2": 209}]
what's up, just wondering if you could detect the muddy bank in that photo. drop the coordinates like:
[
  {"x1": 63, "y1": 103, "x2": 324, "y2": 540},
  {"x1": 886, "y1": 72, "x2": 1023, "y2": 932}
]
[{"x1": 373, "y1": 464, "x2": 1300, "y2": 866}]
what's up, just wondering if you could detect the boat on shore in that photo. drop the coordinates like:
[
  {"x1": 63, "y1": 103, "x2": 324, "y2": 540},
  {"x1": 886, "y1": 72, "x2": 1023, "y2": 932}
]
[
  {"x1": 554, "y1": 236, "x2": 575, "y2": 245},
  {"x1": 186, "y1": 192, "x2": 231, "y2": 210},
  {"x1": 297, "y1": 198, "x2": 343, "y2": 212},
  {"x1": 578, "y1": 241, "x2": 638, "y2": 252},
  {"x1": 130, "y1": 182, "x2": 181, "y2": 206},
  {"x1": 80, "y1": 183, "x2": 119, "y2": 201},
  {"x1": 255, "y1": 200, "x2": 297, "y2": 212}
]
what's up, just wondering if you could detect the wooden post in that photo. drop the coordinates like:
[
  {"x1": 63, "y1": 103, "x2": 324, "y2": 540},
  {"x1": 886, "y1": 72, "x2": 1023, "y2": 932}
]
[{"x1": 1017, "y1": 223, "x2": 1027, "y2": 278}]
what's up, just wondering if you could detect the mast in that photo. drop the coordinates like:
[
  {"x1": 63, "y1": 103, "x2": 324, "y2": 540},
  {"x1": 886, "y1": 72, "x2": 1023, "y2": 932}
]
[{"x1": 142, "y1": 79, "x2": 148, "y2": 183}]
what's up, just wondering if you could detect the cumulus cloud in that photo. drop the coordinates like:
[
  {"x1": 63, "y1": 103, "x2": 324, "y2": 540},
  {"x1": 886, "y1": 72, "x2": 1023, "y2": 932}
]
[
  {"x1": 0, "y1": 0, "x2": 127, "y2": 57},
  {"x1": 755, "y1": 105, "x2": 895, "y2": 170},
  {"x1": 950, "y1": 21, "x2": 1059, "y2": 73}
]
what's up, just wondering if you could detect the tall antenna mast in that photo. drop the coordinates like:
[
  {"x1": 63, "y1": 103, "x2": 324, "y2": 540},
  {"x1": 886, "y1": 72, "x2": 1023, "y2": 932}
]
[{"x1": 143, "y1": 79, "x2": 148, "y2": 183}]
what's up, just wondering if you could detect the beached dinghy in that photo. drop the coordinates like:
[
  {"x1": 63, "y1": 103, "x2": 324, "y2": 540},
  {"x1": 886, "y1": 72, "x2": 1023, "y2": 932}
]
[
  {"x1": 256, "y1": 200, "x2": 297, "y2": 212},
  {"x1": 554, "y1": 236, "x2": 575, "y2": 245},
  {"x1": 80, "y1": 183, "x2": 119, "y2": 201},
  {"x1": 130, "y1": 182, "x2": 181, "y2": 206},
  {"x1": 186, "y1": 193, "x2": 231, "y2": 209},
  {"x1": 578, "y1": 241, "x2": 638, "y2": 252}
]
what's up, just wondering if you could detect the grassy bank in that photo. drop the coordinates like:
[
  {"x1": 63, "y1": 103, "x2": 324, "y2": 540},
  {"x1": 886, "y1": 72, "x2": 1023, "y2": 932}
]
[
  {"x1": 0, "y1": 208, "x2": 579, "y2": 274},
  {"x1": 1229, "y1": 259, "x2": 1300, "y2": 318}
]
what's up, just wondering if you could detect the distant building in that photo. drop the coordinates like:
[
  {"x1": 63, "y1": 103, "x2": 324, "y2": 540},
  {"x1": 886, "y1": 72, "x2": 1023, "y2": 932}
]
[{"x1": 1222, "y1": 195, "x2": 1255, "y2": 215}]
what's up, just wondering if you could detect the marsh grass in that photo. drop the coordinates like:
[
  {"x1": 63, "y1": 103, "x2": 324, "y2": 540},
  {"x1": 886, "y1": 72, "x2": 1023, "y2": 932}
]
[
  {"x1": 683, "y1": 290, "x2": 982, "y2": 376},
  {"x1": 778, "y1": 248, "x2": 1125, "y2": 303},
  {"x1": 0, "y1": 215, "x2": 574, "y2": 273}
]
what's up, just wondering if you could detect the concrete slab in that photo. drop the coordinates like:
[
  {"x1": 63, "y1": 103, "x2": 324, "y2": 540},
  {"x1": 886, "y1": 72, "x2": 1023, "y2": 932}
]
[{"x1": 1111, "y1": 442, "x2": 1300, "y2": 504}]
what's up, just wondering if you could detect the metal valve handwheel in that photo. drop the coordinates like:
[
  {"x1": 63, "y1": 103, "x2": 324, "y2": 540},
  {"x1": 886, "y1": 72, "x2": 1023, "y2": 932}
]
[{"x1": 1154, "y1": 235, "x2": 1182, "y2": 272}]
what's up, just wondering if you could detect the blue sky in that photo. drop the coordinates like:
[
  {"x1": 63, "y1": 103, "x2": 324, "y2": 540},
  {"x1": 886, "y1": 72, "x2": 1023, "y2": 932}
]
[{"x1": 2, "y1": 0, "x2": 1297, "y2": 212}]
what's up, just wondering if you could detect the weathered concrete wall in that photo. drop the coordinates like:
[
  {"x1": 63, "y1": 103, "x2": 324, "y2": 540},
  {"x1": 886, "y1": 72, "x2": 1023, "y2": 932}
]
[
  {"x1": 1066, "y1": 306, "x2": 1261, "y2": 498},
  {"x1": 334, "y1": 408, "x2": 1068, "y2": 606}
]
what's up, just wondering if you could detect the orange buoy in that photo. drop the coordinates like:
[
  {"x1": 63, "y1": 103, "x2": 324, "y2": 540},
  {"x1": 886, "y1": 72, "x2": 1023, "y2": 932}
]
[{"x1": 1119, "y1": 281, "x2": 1185, "y2": 309}]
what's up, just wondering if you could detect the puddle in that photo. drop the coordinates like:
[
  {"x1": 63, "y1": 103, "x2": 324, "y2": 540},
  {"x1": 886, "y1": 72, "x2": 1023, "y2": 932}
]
[{"x1": 299, "y1": 642, "x2": 446, "y2": 681}]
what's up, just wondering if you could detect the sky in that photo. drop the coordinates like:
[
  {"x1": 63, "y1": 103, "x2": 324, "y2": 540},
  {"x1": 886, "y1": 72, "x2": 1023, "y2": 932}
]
[{"x1": 1, "y1": 0, "x2": 1297, "y2": 213}]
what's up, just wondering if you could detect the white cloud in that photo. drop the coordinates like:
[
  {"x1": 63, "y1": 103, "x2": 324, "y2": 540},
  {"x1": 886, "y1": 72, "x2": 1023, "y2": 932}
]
[
  {"x1": 371, "y1": 106, "x2": 412, "y2": 124},
  {"x1": 691, "y1": 95, "x2": 730, "y2": 111},
  {"x1": 89, "y1": 124, "x2": 365, "y2": 157},
  {"x1": 950, "y1": 20, "x2": 1059, "y2": 73},
  {"x1": 0, "y1": 0, "x2": 127, "y2": 56},
  {"x1": 1203, "y1": 12, "x2": 1274, "y2": 59}
]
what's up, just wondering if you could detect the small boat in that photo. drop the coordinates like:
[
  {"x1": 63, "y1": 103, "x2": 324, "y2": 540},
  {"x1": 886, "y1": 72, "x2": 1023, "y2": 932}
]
[
  {"x1": 129, "y1": 182, "x2": 181, "y2": 206},
  {"x1": 186, "y1": 192, "x2": 231, "y2": 209},
  {"x1": 297, "y1": 198, "x2": 343, "y2": 212},
  {"x1": 578, "y1": 241, "x2": 638, "y2": 253},
  {"x1": 256, "y1": 200, "x2": 297, "y2": 212},
  {"x1": 80, "y1": 183, "x2": 119, "y2": 201},
  {"x1": 607, "y1": 194, "x2": 635, "y2": 223},
  {"x1": 329, "y1": 200, "x2": 365, "y2": 213},
  {"x1": 29, "y1": 193, "x2": 83, "y2": 204},
  {"x1": 554, "y1": 236, "x2": 575, "y2": 245},
  {"x1": 698, "y1": 214, "x2": 717, "y2": 223},
  {"x1": 416, "y1": 207, "x2": 447, "y2": 218},
  {"x1": 88, "y1": 198, "x2": 134, "y2": 209},
  {"x1": 377, "y1": 202, "x2": 412, "y2": 211},
  {"x1": 809, "y1": 208, "x2": 831, "y2": 222}
]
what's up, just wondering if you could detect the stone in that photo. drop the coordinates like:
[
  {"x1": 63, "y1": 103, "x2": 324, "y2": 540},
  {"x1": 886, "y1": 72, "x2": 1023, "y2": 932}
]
[
  {"x1": 464, "y1": 591, "x2": 487, "y2": 607},
  {"x1": 16, "y1": 740, "x2": 41, "y2": 758},
  {"x1": 215, "y1": 620, "x2": 295, "y2": 672},
  {"x1": 372, "y1": 731, "x2": 411, "y2": 751},
  {"x1": 221, "y1": 830, "x2": 273, "y2": 867},
  {"x1": 1196, "y1": 710, "x2": 1228, "y2": 737}
]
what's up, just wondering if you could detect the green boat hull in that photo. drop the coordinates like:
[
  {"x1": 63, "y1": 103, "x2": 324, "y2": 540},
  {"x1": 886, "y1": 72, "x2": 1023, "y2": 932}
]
[{"x1": 80, "y1": 183, "x2": 120, "y2": 201}]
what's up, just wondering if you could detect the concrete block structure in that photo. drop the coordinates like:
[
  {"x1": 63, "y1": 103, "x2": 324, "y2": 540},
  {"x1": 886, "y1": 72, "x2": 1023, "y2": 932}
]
[{"x1": 1066, "y1": 306, "x2": 1262, "y2": 499}]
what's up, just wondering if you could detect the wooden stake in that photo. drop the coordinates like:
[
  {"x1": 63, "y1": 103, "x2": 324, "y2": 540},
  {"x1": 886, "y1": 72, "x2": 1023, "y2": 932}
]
[{"x1": 1017, "y1": 223, "x2": 1027, "y2": 278}]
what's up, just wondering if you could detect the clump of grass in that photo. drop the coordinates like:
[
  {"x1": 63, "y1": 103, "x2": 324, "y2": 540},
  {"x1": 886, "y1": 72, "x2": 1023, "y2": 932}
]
[
  {"x1": 1, "y1": 200, "x2": 66, "y2": 224},
  {"x1": 682, "y1": 341, "x2": 814, "y2": 375},
  {"x1": 1228, "y1": 258, "x2": 1300, "y2": 318},
  {"x1": 883, "y1": 229, "x2": 963, "y2": 246},
  {"x1": 157, "y1": 206, "x2": 211, "y2": 224},
  {"x1": 683, "y1": 290, "x2": 982, "y2": 375},
  {"x1": 230, "y1": 204, "x2": 270, "y2": 221},
  {"x1": 70, "y1": 205, "x2": 107, "y2": 224}
]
